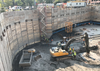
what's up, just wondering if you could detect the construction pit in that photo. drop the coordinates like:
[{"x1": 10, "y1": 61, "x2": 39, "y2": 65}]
[
  {"x1": 13, "y1": 25, "x2": 100, "y2": 71},
  {"x1": 1, "y1": 6, "x2": 100, "y2": 71}
]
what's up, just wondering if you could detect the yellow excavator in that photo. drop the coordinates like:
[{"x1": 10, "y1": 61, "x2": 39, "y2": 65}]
[{"x1": 50, "y1": 33, "x2": 98, "y2": 61}]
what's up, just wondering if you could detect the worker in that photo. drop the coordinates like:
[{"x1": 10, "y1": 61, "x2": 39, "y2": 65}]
[
  {"x1": 45, "y1": 38, "x2": 47, "y2": 41},
  {"x1": 74, "y1": 51, "x2": 76, "y2": 58},
  {"x1": 69, "y1": 48, "x2": 72, "y2": 54},
  {"x1": 83, "y1": 38, "x2": 85, "y2": 45},
  {"x1": 46, "y1": 38, "x2": 48, "y2": 41},
  {"x1": 72, "y1": 54, "x2": 74, "y2": 59},
  {"x1": 58, "y1": 42, "x2": 61, "y2": 47},
  {"x1": 72, "y1": 48, "x2": 74, "y2": 53},
  {"x1": 41, "y1": 35, "x2": 43, "y2": 38},
  {"x1": 47, "y1": 5, "x2": 48, "y2": 8}
]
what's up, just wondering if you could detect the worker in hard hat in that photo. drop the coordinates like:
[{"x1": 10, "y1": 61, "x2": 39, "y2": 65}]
[
  {"x1": 72, "y1": 54, "x2": 74, "y2": 59},
  {"x1": 58, "y1": 42, "x2": 61, "y2": 47},
  {"x1": 69, "y1": 48, "x2": 72, "y2": 54},
  {"x1": 47, "y1": 5, "x2": 48, "y2": 8},
  {"x1": 74, "y1": 51, "x2": 76, "y2": 59},
  {"x1": 72, "y1": 48, "x2": 74, "y2": 53}
]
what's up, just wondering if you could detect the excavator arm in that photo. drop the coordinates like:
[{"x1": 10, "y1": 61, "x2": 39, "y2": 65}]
[
  {"x1": 64, "y1": 33, "x2": 99, "y2": 54},
  {"x1": 64, "y1": 35, "x2": 82, "y2": 51},
  {"x1": 64, "y1": 38, "x2": 76, "y2": 51}
]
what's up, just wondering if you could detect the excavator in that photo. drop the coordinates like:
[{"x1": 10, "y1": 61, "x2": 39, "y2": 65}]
[{"x1": 50, "y1": 33, "x2": 98, "y2": 61}]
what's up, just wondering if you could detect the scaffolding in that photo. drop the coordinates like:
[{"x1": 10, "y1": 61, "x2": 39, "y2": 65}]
[{"x1": 40, "y1": 7, "x2": 47, "y2": 36}]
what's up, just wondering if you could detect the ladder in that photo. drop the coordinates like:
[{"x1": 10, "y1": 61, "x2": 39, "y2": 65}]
[{"x1": 40, "y1": 6, "x2": 47, "y2": 36}]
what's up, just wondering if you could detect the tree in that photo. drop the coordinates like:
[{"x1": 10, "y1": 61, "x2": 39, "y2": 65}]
[
  {"x1": 53, "y1": 0, "x2": 61, "y2": 5},
  {"x1": 38, "y1": 0, "x2": 44, "y2": 3},
  {"x1": 63, "y1": 0, "x2": 69, "y2": 3},
  {"x1": 16, "y1": 0, "x2": 23, "y2": 6},
  {"x1": 24, "y1": 0, "x2": 34, "y2": 6},
  {"x1": 45, "y1": 0, "x2": 53, "y2": 3},
  {"x1": 21, "y1": 0, "x2": 25, "y2": 6},
  {"x1": 4, "y1": 0, "x2": 13, "y2": 7}
]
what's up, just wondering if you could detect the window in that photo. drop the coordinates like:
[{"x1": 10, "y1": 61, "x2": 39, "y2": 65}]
[
  {"x1": 70, "y1": 4, "x2": 72, "y2": 6},
  {"x1": 79, "y1": 3, "x2": 81, "y2": 5},
  {"x1": 76, "y1": 3, "x2": 78, "y2": 5}
]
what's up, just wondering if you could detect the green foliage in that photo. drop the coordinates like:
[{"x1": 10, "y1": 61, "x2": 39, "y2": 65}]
[
  {"x1": 53, "y1": 0, "x2": 61, "y2": 5},
  {"x1": 4, "y1": 0, "x2": 13, "y2": 7},
  {"x1": 16, "y1": 0, "x2": 23, "y2": 6},
  {"x1": 45, "y1": 0, "x2": 53, "y2": 3},
  {"x1": 1, "y1": 0, "x2": 71, "y2": 7},
  {"x1": 38, "y1": 0, "x2": 44, "y2": 3},
  {"x1": 1, "y1": 7, "x2": 5, "y2": 12},
  {"x1": 24, "y1": 0, "x2": 34, "y2": 6},
  {"x1": 63, "y1": 0, "x2": 69, "y2": 3}
]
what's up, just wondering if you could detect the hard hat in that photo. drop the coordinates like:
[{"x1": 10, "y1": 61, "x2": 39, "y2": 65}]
[{"x1": 69, "y1": 48, "x2": 71, "y2": 50}]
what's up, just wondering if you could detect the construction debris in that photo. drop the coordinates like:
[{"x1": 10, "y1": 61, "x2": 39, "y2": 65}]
[{"x1": 34, "y1": 55, "x2": 42, "y2": 61}]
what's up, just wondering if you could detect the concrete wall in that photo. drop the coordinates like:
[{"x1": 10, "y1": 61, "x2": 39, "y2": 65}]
[
  {"x1": 0, "y1": 10, "x2": 40, "y2": 71},
  {"x1": 91, "y1": 6, "x2": 100, "y2": 22},
  {"x1": 41, "y1": 6, "x2": 91, "y2": 37},
  {"x1": 51, "y1": 6, "x2": 91, "y2": 31}
]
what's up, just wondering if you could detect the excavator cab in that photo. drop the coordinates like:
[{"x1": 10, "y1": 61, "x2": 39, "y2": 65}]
[{"x1": 50, "y1": 47, "x2": 69, "y2": 57}]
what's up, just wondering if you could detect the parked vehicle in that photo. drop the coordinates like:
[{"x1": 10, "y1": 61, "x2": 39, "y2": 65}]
[
  {"x1": 67, "y1": 1, "x2": 86, "y2": 7},
  {"x1": 11, "y1": 6, "x2": 22, "y2": 11}
]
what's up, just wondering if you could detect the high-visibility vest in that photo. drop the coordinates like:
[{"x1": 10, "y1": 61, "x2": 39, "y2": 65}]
[
  {"x1": 72, "y1": 50, "x2": 74, "y2": 53},
  {"x1": 41, "y1": 35, "x2": 43, "y2": 37},
  {"x1": 74, "y1": 52, "x2": 76, "y2": 56}
]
